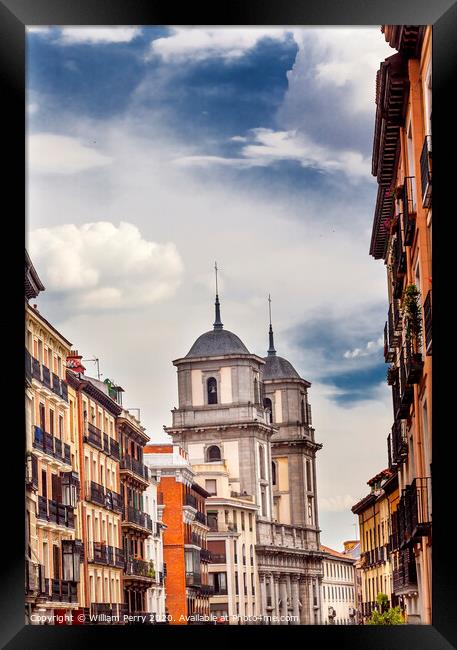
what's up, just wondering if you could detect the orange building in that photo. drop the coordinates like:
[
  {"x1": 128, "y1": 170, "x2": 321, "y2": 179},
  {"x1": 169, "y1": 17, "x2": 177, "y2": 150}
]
[
  {"x1": 144, "y1": 444, "x2": 211, "y2": 624},
  {"x1": 370, "y1": 25, "x2": 432, "y2": 624}
]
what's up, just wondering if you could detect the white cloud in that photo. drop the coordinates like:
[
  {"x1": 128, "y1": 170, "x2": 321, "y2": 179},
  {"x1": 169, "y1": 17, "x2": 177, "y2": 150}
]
[
  {"x1": 344, "y1": 336, "x2": 383, "y2": 359},
  {"x1": 149, "y1": 27, "x2": 290, "y2": 62},
  {"x1": 29, "y1": 221, "x2": 184, "y2": 312},
  {"x1": 26, "y1": 27, "x2": 52, "y2": 35},
  {"x1": 175, "y1": 128, "x2": 370, "y2": 181},
  {"x1": 27, "y1": 103, "x2": 39, "y2": 115},
  {"x1": 58, "y1": 27, "x2": 142, "y2": 45},
  {"x1": 28, "y1": 133, "x2": 112, "y2": 174}
]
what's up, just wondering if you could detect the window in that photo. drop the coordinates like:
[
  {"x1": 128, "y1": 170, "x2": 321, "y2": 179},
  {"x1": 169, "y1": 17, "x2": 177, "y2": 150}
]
[
  {"x1": 306, "y1": 460, "x2": 312, "y2": 492},
  {"x1": 271, "y1": 461, "x2": 277, "y2": 486},
  {"x1": 261, "y1": 487, "x2": 267, "y2": 517},
  {"x1": 205, "y1": 479, "x2": 217, "y2": 495},
  {"x1": 241, "y1": 512, "x2": 245, "y2": 530},
  {"x1": 206, "y1": 445, "x2": 221, "y2": 462},
  {"x1": 263, "y1": 398, "x2": 273, "y2": 423},
  {"x1": 242, "y1": 544, "x2": 246, "y2": 565},
  {"x1": 250, "y1": 545, "x2": 254, "y2": 566},
  {"x1": 248, "y1": 513, "x2": 253, "y2": 532},
  {"x1": 259, "y1": 445, "x2": 266, "y2": 479},
  {"x1": 301, "y1": 398, "x2": 307, "y2": 424},
  {"x1": 253, "y1": 377, "x2": 260, "y2": 404},
  {"x1": 207, "y1": 511, "x2": 218, "y2": 530},
  {"x1": 207, "y1": 377, "x2": 218, "y2": 404}
]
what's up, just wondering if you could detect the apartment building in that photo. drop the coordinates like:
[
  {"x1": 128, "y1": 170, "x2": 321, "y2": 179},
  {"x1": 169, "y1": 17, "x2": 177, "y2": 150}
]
[
  {"x1": 143, "y1": 470, "x2": 166, "y2": 621},
  {"x1": 370, "y1": 25, "x2": 432, "y2": 624},
  {"x1": 25, "y1": 252, "x2": 81, "y2": 622},
  {"x1": 66, "y1": 354, "x2": 124, "y2": 620}
]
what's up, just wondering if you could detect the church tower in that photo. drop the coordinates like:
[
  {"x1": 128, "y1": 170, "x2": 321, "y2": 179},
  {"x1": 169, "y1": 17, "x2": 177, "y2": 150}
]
[
  {"x1": 164, "y1": 288, "x2": 275, "y2": 520},
  {"x1": 262, "y1": 303, "x2": 322, "y2": 540}
]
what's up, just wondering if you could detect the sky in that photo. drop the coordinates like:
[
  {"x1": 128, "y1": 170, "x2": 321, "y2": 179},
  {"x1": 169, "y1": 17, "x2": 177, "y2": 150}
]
[{"x1": 26, "y1": 26, "x2": 395, "y2": 551}]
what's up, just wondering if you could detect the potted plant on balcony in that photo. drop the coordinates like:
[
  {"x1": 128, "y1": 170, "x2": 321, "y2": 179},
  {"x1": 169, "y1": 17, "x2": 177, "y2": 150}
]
[
  {"x1": 403, "y1": 284, "x2": 424, "y2": 383},
  {"x1": 367, "y1": 593, "x2": 404, "y2": 625}
]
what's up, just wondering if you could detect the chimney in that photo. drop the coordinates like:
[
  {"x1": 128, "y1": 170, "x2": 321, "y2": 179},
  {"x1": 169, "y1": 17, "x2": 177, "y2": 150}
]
[{"x1": 66, "y1": 349, "x2": 86, "y2": 374}]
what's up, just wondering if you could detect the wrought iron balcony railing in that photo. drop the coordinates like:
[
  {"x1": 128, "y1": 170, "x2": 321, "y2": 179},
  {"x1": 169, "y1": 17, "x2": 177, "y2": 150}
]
[
  {"x1": 120, "y1": 454, "x2": 149, "y2": 481},
  {"x1": 396, "y1": 477, "x2": 431, "y2": 548},
  {"x1": 28, "y1": 355, "x2": 68, "y2": 401},
  {"x1": 85, "y1": 481, "x2": 123, "y2": 514},
  {"x1": 393, "y1": 547, "x2": 417, "y2": 593},
  {"x1": 85, "y1": 422, "x2": 103, "y2": 450},
  {"x1": 36, "y1": 496, "x2": 75, "y2": 528},
  {"x1": 123, "y1": 505, "x2": 153, "y2": 531},
  {"x1": 402, "y1": 177, "x2": 416, "y2": 246},
  {"x1": 423, "y1": 290, "x2": 432, "y2": 355},
  {"x1": 405, "y1": 339, "x2": 423, "y2": 385},
  {"x1": 184, "y1": 493, "x2": 197, "y2": 508},
  {"x1": 32, "y1": 426, "x2": 71, "y2": 466},
  {"x1": 124, "y1": 557, "x2": 156, "y2": 580},
  {"x1": 185, "y1": 571, "x2": 201, "y2": 587},
  {"x1": 420, "y1": 135, "x2": 432, "y2": 208}
]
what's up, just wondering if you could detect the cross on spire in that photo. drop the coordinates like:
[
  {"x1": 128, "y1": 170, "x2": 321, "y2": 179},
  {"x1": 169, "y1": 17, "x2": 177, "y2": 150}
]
[
  {"x1": 213, "y1": 261, "x2": 223, "y2": 330},
  {"x1": 268, "y1": 293, "x2": 276, "y2": 356}
]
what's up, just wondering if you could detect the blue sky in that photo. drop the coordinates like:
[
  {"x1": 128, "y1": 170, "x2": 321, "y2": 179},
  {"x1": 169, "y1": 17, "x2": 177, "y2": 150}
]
[{"x1": 27, "y1": 26, "x2": 395, "y2": 550}]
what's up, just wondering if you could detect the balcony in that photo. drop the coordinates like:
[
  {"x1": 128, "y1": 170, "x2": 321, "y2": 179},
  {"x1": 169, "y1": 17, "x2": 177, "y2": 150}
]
[
  {"x1": 384, "y1": 323, "x2": 394, "y2": 363},
  {"x1": 389, "y1": 510, "x2": 400, "y2": 553},
  {"x1": 120, "y1": 454, "x2": 149, "y2": 482},
  {"x1": 110, "y1": 439, "x2": 120, "y2": 461},
  {"x1": 186, "y1": 571, "x2": 201, "y2": 587},
  {"x1": 423, "y1": 290, "x2": 432, "y2": 355},
  {"x1": 420, "y1": 135, "x2": 432, "y2": 208},
  {"x1": 124, "y1": 557, "x2": 156, "y2": 580},
  {"x1": 32, "y1": 426, "x2": 71, "y2": 466},
  {"x1": 393, "y1": 548, "x2": 417, "y2": 593},
  {"x1": 195, "y1": 511, "x2": 207, "y2": 526},
  {"x1": 26, "y1": 453, "x2": 39, "y2": 490},
  {"x1": 29, "y1": 357, "x2": 68, "y2": 401},
  {"x1": 199, "y1": 584, "x2": 215, "y2": 596},
  {"x1": 402, "y1": 177, "x2": 416, "y2": 246},
  {"x1": 49, "y1": 579, "x2": 78, "y2": 603},
  {"x1": 85, "y1": 481, "x2": 123, "y2": 514},
  {"x1": 200, "y1": 548, "x2": 213, "y2": 563},
  {"x1": 36, "y1": 496, "x2": 75, "y2": 528},
  {"x1": 396, "y1": 478, "x2": 431, "y2": 548},
  {"x1": 393, "y1": 221, "x2": 407, "y2": 276},
  {"x1": 405, "y1": 342, "x2": 423, "y2": 385},
  {"x1": 123, "y1": 505, "x2": 153, "y2": 532},
  {"x1": 85, "y1": 422, "x2": 103, "y2": 451},
  {"x1": 184, "y1": 493, "x2": 197, "y2": 509},
  {"x1": 391, "y1": 420, "x2": 408, "y2": 465},
  {"x1": 25, "y1": 348, "x2": 32, "y2": 385}
]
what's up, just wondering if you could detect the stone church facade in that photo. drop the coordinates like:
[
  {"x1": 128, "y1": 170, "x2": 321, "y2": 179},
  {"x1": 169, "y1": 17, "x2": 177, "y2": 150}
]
[{"x1": 164, "y1": 293, "x2": 324, "y2": 624}]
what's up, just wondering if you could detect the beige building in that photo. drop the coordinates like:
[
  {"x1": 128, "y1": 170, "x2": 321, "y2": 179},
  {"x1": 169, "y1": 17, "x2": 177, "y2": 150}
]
[
  {"x1": 192, "y1": 457, "x2": 260, "y2": 623},
  {"x1": 320, "y1": 545, "x2": 357, "y2": 625},
  {"x1": 25, "y1": 252, "x2": 82, "y2": 622}
]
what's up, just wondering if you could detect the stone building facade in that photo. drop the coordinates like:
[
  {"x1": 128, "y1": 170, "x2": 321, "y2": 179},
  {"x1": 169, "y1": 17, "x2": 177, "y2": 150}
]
[{"x1": 164, "y1": 293, "x2": 324, "y2": 624}]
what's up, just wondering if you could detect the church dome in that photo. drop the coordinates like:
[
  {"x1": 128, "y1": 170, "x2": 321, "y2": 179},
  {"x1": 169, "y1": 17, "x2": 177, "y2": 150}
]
[
  {"x1": 186, "y1": 328, "x2": 250, "y2": 358},
  {"x1": 262, "y1": 354, "x2": 301, "y2": 380}
]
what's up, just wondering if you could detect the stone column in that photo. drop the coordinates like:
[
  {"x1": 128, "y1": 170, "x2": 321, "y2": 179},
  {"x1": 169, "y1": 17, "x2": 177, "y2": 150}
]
[
  {"x1": 309, "y1": 578, "x2": 315, "y2": 625},
  {"x1": 259, "y1": 573, "x2": 267, "y2": 621},
  {"x1": 315, "y1": 577, "x2": 323, "y2": 624},
  {"x1": 279, "y1": 576, "x2": 288, "y2": 623},
  {"x1": 299, "y1": 577, "x2": 309, "y2": 624},
  {"x1": 291, "y1": 575, "x2": 300, "y2": 624},
  {"x1": 273, "y1": 573, "x2": 281, "y2": 624}
]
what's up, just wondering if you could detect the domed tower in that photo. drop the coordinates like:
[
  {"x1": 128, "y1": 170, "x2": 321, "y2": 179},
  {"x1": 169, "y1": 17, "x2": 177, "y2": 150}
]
[
  {"x1": 165, "y1": 289, "x2": 275, "y2": 519},
  {"x1": 261, "y1": 305, "x2": 322, "y2": 532}
]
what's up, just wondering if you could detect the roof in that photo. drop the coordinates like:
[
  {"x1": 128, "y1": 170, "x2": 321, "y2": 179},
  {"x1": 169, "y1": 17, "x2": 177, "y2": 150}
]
[
  {"x1": 27, "y1": 304, "x2": 72, "y2": 347},
  {"x1": 367, "y1": 468, "x2": 391, "y2": 486},
  {"x1": 25, "y1": 250, "x2": 45, "y2": 300},
  {"x1": 262, "y1": 354, "x2": 301, "y2": 381},
  {"x1": 185, "y1": 328, "x2": 250, "y2": 358},
  {"x1": 320, "y1": 545, "x2": 355, "y2": 561}
]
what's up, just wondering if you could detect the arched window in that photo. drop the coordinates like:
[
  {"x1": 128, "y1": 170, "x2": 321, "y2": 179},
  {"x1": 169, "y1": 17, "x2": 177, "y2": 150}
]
[
  {"x1": 207, "y1": 445, "x2": 221, "y2": 462},
  {"x1": 264, "y1": 398, "x2": 273, "y2": 424},
  {"x1": 242, "y1": 544, "x2": 246, "y2": 565},
  {"x1": 259, "y1": 445, "x2": 266, "y2": 479},
  {"x1": 271, "y1": 460, "x2": 277, "y2": 486},
  {"x1": 207, "y1": 377, "x2": 218, "y2": 404},
  {"x1": 250, "y1": 545, "x2": 254, "y2": 566}
]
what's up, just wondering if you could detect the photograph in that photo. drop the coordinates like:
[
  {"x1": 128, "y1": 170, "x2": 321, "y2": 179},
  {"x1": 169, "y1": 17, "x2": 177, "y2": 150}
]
[{"x1": 24, "y1": 23, "x2": 432, "y2": 629}]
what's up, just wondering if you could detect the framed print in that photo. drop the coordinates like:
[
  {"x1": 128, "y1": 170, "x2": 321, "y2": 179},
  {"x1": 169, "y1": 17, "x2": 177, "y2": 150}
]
[{"x1": 0, "y1": 0, "x2": 455, "y2": 647}]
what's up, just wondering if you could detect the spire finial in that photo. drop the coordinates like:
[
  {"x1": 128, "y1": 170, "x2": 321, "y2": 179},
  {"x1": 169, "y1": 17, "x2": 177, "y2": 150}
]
[
  {"x1": 213, "y1": 261, "x2": 223, "y2": 330},
  {"x1": 268, "y1": 293, "x2": 276, "y2": 356}
]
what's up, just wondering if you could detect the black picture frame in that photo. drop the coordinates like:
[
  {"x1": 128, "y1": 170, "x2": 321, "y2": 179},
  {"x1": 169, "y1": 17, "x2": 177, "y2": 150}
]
[{"x1": 1, "y1": 0, "x2": 454, "y2": 647}]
